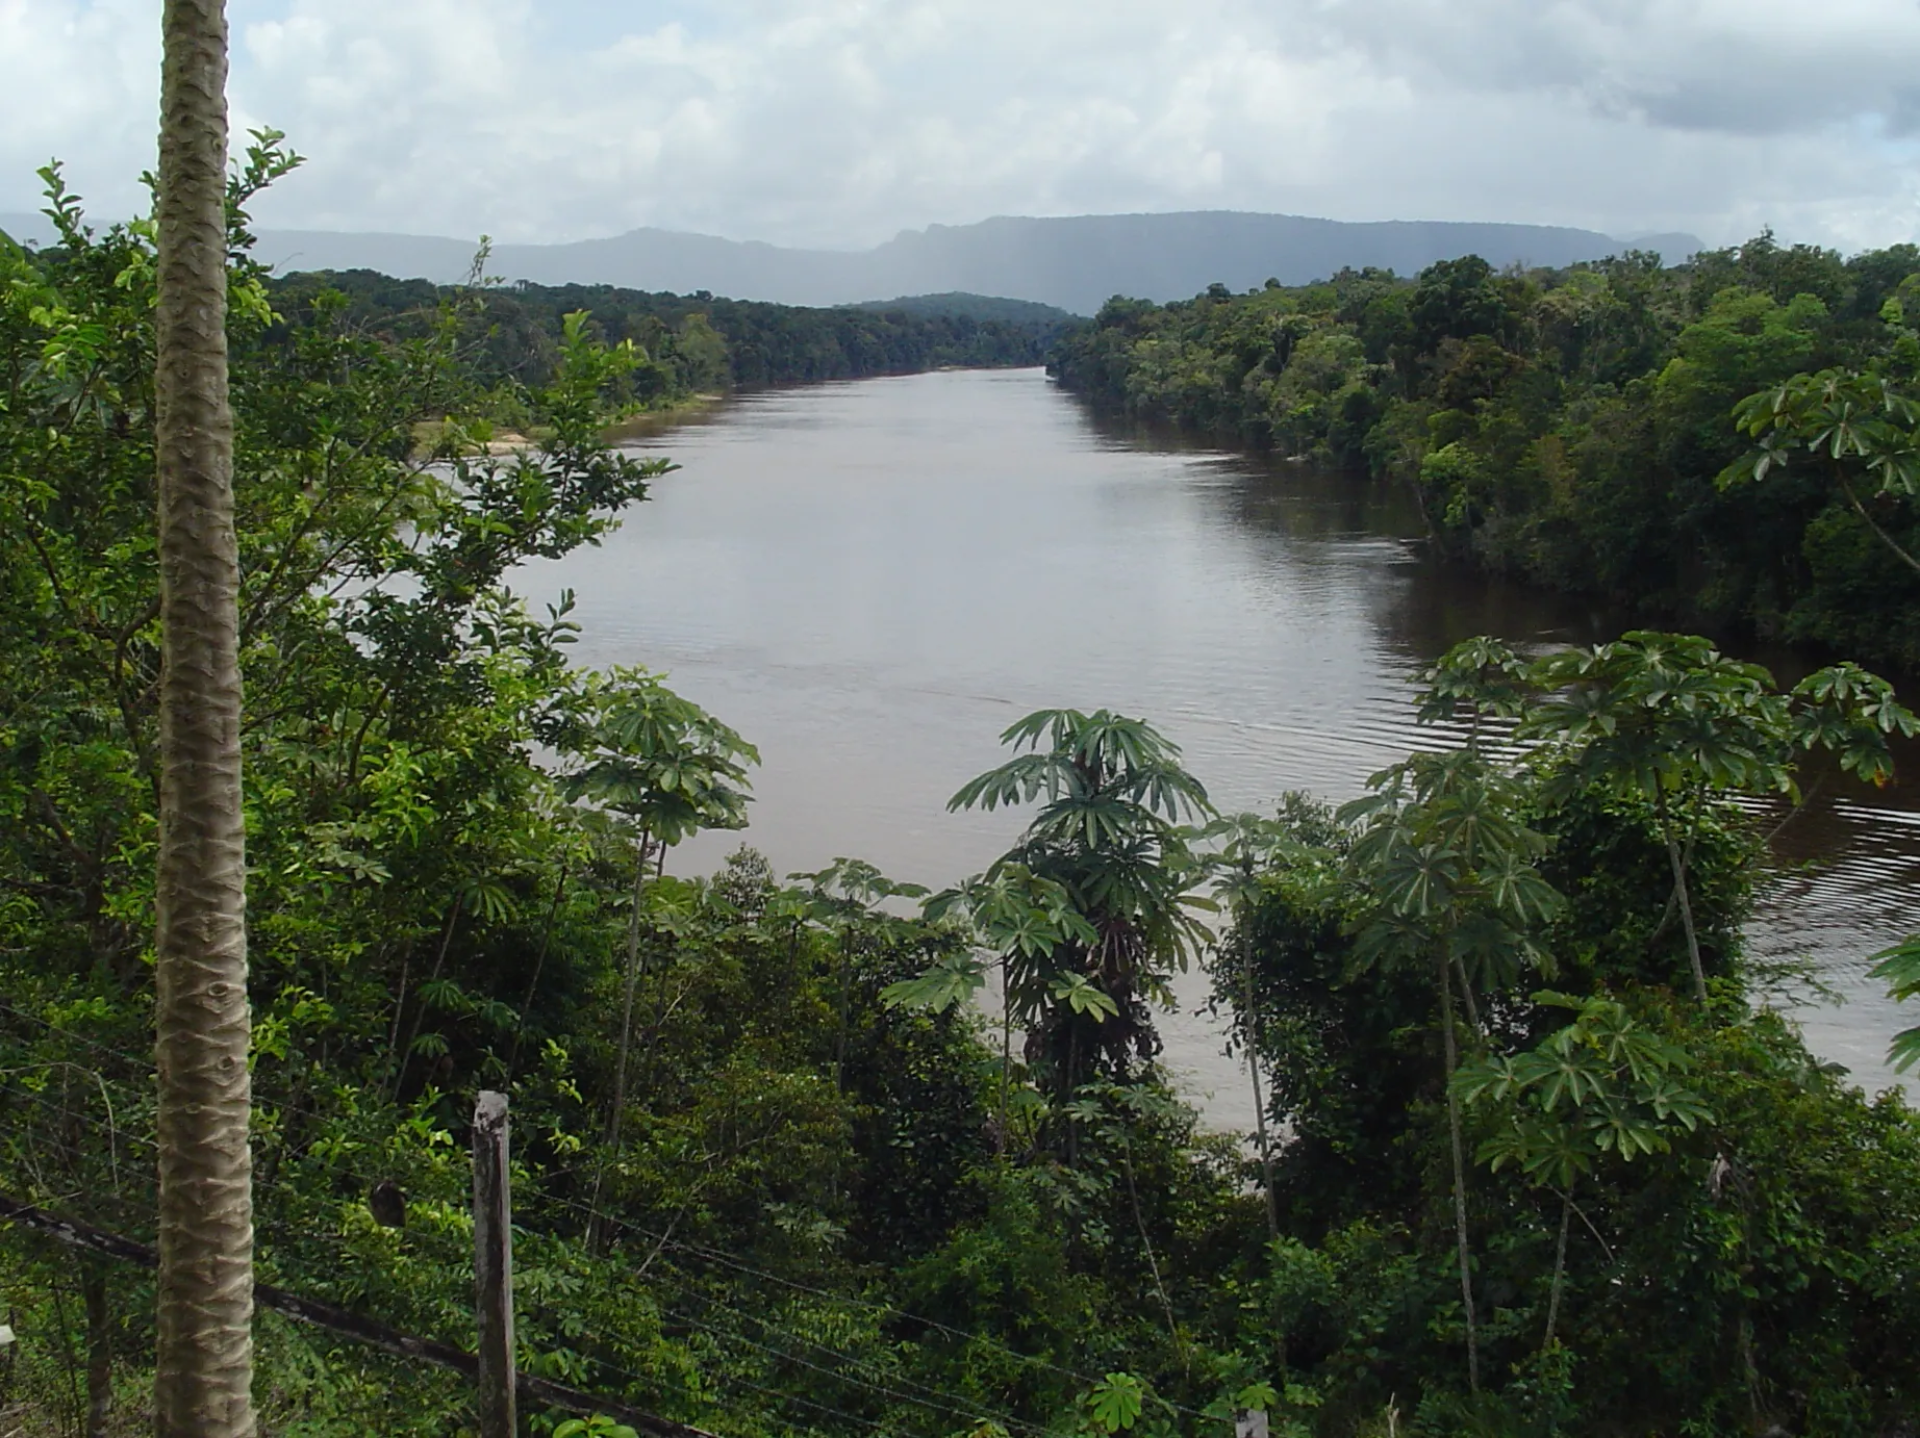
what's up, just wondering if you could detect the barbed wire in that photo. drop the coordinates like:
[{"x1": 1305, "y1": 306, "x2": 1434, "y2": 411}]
[
  {"x1": 538, "y1": 1187, "x2": 1221, "y2": 1423},
  {"x1": 0, "y1": 999, "x2": 1226, "y2": 1427},
  {"x1": 634, "y1": 1267, "x2": 1041, "y2": 1436},
  {"x1": 0, "y1": 1078, "x2": 474, "y2": 1286},
  {"x1": 517, "y1": 1308, "x2": 906, "y2": 1438},
  {"x1": 667, "y1": 1300, "x2": 1041, "y2": 1436}
]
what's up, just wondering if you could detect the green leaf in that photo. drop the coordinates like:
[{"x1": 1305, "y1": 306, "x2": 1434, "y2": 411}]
[
  {"x1": 1890, "y1": 1025, "x2": 1920, "y2": 1075},
  {"x1": 1086, "y1": 1372, "x2": 1147, "y2": 1433},
  {"x1": 1868, "y1": 934, "x2": 1920, "y2": 1001},
  {"x1": 879, "y1": 954, "x2": 988, "y2": 1012},
  {"x1": 1050, "y1": 974, "x2": 1121, "y2": 1021}
]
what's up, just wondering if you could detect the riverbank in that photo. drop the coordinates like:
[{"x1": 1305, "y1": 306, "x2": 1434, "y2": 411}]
[
  {"x1": 603, "y1": 392, "x2": 727, "y2": 442},
  {"x1": 1049, "y1": 245, "x2": 1920, "y2": 676},
  {"x1": 409, "y1": 393, "x2": 729, "y2": 458}
]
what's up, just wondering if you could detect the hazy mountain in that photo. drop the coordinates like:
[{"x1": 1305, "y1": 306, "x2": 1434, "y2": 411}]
[
  {"x1": 2, "y1": 212, "x2": 52, "y2": 246},
  {"x1": 2, "y1": 209, "x2": 1704, "y2": 315},
  {"x1": 1620, "y1": 231, "x2": 1707, "y2": 258}
]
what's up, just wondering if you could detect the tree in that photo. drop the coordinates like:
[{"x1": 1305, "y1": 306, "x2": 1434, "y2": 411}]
[
  {"x1": 944, "y1": 709, "x2": 1214, "y2": 1108},
  {"x1": 1726, "y1": 367, "x2": 1920, "y2": 576},
  {"x1": 1519, "y1": 634, "x2": 1790, "y2": 1004},
  {"x1": 1516, "y1": 633, "x2": 1915, "y2": 1003},
  {"x1": 152, "y1": 1, "x2": 255, "y2": 1431},
  {"x1": 560, "y1": 669, "x2": 757, "y2": 1239},
  {"x1": 789, "y1": 857, "x2": 929, "y2": 1108},
  {"x1": 1408, "y1": 255, "x2": 1513, "y2": 356},
  {"x1": 1337, "y1": 748, "x2": 1563, "y2": 1393},
  {"x1": 886, "y1": 862, "x2": 1094, "y2": 1149},
  {"x1": 1867, "y1": 934, "x2": 1920, "y2": 1072},
  {"x1": 1197, "y1": 813, "x2": 1291, "y2": 1239},
  {"x1": 1453, "y1": 994, "x2": 1710, "y2": 1353}
]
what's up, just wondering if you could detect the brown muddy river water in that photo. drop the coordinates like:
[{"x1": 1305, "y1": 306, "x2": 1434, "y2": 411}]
[{"x1": 521, "y1": 367, "x2": 1918, "y2": 1128}]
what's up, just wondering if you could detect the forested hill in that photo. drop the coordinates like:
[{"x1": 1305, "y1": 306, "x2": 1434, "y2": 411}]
[
  {"x1": 267, "y1": 268, "x2": 1064, "y2": 397},
  {"x1": 1051, "y1": 235, "x2": 1920, "y2": 672}
]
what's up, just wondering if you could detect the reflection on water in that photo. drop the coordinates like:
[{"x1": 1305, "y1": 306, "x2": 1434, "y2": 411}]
[{"x1": 520, "y1": 367, "x2": 1917, "y2": 1126}]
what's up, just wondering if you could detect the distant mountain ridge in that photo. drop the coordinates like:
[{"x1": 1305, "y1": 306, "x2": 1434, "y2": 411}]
[{"x1": 1, "y1": 209, "x2": 1703, "y2": 315}]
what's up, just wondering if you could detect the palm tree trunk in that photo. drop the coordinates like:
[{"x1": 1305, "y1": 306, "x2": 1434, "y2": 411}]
[
  {"x1": 152, "y1": 2, "x2": 255, "y2": 1432},
  {"x1": 1438, "y1": 954, "x2": 1479, "y2": 1394},
  {"x1": 1654, "y1": 787, "x2": 1708, "y2": 1003}
]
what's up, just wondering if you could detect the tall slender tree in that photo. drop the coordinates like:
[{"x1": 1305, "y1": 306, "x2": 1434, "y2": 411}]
[
  {"x1": 946, "y1": 709, "x2": 1214, "y2": 1104},
  {"x1": 1199, "y1": 813, "x2": 1287, "y2": 1241},
  {"x1": 152, "y1": 1, "x2": 255, "y2": 1432},
  {"x1": 560, "y1": 669, "x2": 757, "y2": 1245},
  {"x1": 1339, "y1": 749, "x2": 1563, "y2": 1393}
]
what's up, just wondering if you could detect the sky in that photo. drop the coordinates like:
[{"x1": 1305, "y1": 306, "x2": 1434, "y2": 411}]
[{"x1": 4, "y1": 0, "x2": 1920, "y2": 252}]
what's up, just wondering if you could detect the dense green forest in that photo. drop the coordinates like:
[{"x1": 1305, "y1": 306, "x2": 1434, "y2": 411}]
[
  {"x1": 5, "y1": 156, "x2": 1920, "y2": 1438},
  {"x1": 268, "y1": 268, "x2": 1059, "y2": 405},
  {"x1": 850, "y1": 293, "x2": 1082, "y2": 335},
  {"x1": 1050, "y1": 238, "x2": 1920, "y2": 673}
]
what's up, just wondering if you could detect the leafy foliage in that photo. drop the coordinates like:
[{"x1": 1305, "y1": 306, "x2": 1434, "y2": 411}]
[
  {"x1": 3, "y1": 161, "x2": 1918, "y2": 1438},
  {"x1": 1455, "y1": 993, "x2": 1711, "y2": 1186},
  {"x1": 940, "y1": 710, "x2": 1215, "y2": 1100},
  {"x1": 1049, "y1": 236, "x2": 1920, "y2": 671},
  {"x1": 1868, "y1": 934, "x2": 1920, "y2": 1072},
  {"x1": 269, "y1": 269, "x2": 1066, "y2": 401}
]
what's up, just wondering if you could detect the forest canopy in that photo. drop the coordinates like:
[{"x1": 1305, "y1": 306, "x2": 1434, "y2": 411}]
[
  {"x1": 267, "y1": 267, "x2": 1063, "y2": 405},
  {"x1": 1050, "y1": 236, "x2": 1920, "y2": 673}
]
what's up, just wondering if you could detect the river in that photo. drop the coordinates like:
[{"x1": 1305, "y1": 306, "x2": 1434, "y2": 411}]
[{"x1": 520, "y1": 366, "x2": 1919, "y2": 1127}]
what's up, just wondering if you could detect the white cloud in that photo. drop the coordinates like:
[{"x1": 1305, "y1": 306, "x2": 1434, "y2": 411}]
[
  {"x1": 2, "y1": 0, "x2": 1918, "y2": 252},
  {"x1": 0, "y1": 0, "x2": 160, "y2": 218}
]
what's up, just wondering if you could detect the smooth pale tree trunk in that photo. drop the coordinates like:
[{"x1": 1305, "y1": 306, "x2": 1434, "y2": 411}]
[
  {"x1": 392, "y1": 896, "x2": 464, "y2": 1100},
  {"x1": 507, "y1": 863, "x2": 570, "y2": 1079},
  {"x1": 1837, "y1": 467, "x2": 1920, "y2": 578},
  {"x1": 1542, "y1": 1186, "x2": 1573, "y2": 1353},
  {"x1": 1240, "y1": 917, "x2": 1278, "y2": 1241},
  {"x1": 1437, "y1": 955, "x2": 1479, "y2": 1394},
  {"x1": 999, "y1": 952, "x2": 1012, "y2": 1148},
  {"x1": 1121, "y1": 1143, "x2": 1180, "y2": 1353},
  {"x1": 153, "y1": 1, "x2": 255, "y2": 1434},
  {"x1": 1452, "y1": 955, "x2": 1481, "y2": 1034},
  {"x1": 588, "y1": 833, "x2": 649, "y2": 1250},
  {"x1": 1653, "y1": 788, "x2": 1709, "y2": 1004},
  {"x1": 606, "y1": 833, "x2": 651, "y2": 1150}
]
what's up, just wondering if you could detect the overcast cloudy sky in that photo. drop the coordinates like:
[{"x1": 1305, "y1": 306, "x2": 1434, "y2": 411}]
[{"x1": 4, "y1": 0, "x2": 1919, "y2": 251}]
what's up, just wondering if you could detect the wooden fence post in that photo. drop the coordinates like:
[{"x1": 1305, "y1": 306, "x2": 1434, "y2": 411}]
[{"x1": 473, "y1": 1090, "x2": 516, "y2": 1438}]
